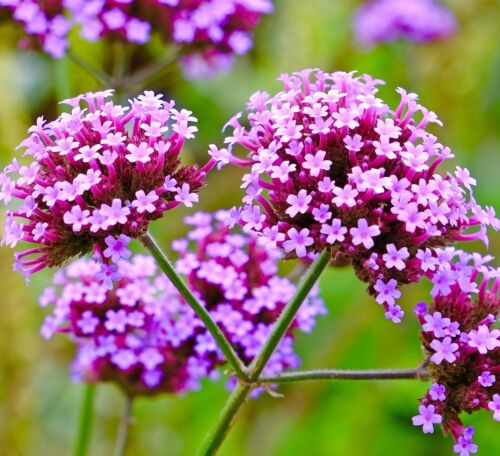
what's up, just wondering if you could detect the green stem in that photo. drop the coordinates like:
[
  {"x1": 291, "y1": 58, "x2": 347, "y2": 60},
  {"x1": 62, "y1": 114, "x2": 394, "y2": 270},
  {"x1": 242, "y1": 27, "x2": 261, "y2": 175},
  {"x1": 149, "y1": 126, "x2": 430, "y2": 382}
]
[
  {"x1": 140, "y1": 232, "x2": 247, "y2": 380},
  {"x1": 67, "y1": 51, "x2": 114, "y2": 88},
  {"x1": 198, "y1": 383, "x2": 252, "y2": 456},
  {"x1": 258, "y1": 367, "x2": 430, "y2": 384},
  {"x1": 73, "y1": 383, "x2": 96, "y2": 456},
  {"x1": 198, "y1": 250, "x2": 331, "y2": 456},
  {"x1": 122, "y1": 47, "x2": 179, "y2": 91},
  {"x1": 248, "y1": 250, "x2": 331, "y2": 381},
  {"x1": 113, "y1": 396, "x2": 133, "y2": 456}
]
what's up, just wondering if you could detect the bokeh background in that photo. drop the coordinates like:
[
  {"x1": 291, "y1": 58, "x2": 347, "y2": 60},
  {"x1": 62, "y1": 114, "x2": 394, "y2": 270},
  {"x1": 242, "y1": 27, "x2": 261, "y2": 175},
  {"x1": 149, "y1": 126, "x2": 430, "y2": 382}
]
[{"x1": 1, "y1": 0, "x2": 499, "y2": 455}]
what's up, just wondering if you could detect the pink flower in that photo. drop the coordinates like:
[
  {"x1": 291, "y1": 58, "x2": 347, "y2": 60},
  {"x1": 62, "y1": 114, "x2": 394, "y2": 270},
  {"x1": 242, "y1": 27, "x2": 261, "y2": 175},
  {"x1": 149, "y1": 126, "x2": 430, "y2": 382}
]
[
  {"x1": 412, "y1": 404, "x2": 442, "y2": 433},
  {"x1": 350, "y1": 219, "x2": 381, "y2": 249},
  {"x1": 283, "y1": 228, "x2": 314, "y2": 258},
  {"x1": 430, "y1": 337, "x2": 459, "y2": 365}
]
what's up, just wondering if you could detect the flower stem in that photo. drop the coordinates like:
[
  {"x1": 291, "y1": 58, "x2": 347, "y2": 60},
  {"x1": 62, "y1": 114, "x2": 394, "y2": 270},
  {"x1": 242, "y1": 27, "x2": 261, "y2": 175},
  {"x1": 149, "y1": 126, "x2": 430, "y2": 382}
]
[
  {"x1": 123, "y1": 47, "x2": 179, "y2": 91},
  {"x1": 67, "y1": 51, "x2": 114, "y2": 88},
  {"x1": 73, "y1": 383, "x2": 96, "y2": 456},
  {"x1": 140, "y1": 231, "x2": 247, "y2": 380},
  {"x1": 248, "y1": 250, "x2": 332, "y2": 381},
  {"x1": 198, "y1": 250, "x2": 331, "y2": 456},
  {"x1": 258, "y1": 367, "x2": 430, "y2": 384},
  {"x1": 113, "y1": 396, "x2": 133, "y2": 456}
]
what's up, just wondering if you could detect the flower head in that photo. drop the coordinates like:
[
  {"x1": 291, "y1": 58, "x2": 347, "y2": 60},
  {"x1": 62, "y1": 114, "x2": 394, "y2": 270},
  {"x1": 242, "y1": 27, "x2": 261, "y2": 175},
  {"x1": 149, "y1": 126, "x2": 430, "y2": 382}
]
[
  {"x1": 413, "y1": 249, "x2": 499, "y2": 454},
  {"x1": 41, "y1": 211, "x2": 326, "y2": 395},
  {"x1": 354, "y1": 0, "x2": 456, "y2": 47},
  {"x1": 219, "y1": 69, "x2": 497, "y2": 321},
  {"x1": 1, "y1": 90, "x2": 206, "y2": 277}
]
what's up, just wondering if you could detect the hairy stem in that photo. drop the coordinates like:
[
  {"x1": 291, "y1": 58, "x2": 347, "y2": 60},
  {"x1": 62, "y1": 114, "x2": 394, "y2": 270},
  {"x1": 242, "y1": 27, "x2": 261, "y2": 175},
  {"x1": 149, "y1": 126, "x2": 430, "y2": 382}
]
[
  {"x1": 198, "y1": 250, "x2": 331, "y2": 456},
  {"x1": 113, "y1": 396, "x2": 133, "y2": 456},
  {"x1": 67, "y1": 51, "x2": 114, "y2": 88},
  {"x1": 258, "y1": 367, "x2": 431, "y2": 384},
  {"x1": 140, "y1": 231, "x2": 247, "y2": 380},
  {"x1": 73, "y1": 384, "x2": 96, "y2": 456}
]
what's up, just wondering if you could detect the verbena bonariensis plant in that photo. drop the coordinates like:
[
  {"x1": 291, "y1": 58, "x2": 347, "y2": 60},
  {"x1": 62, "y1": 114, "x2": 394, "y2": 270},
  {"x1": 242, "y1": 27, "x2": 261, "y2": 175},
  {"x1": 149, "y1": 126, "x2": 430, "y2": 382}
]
[
  {"x1": 41, "y1": 211, "x2": 324, "y2": 397},
  {"x1": 412, "y1": 248, "x2": 499, "y2": 455},
  {"x1": 353, "y1": 0, "x2": 456, "y2": 47},
  {"x1": 0, "y1": 60, "x2": 498, "y2": 455},
  {"x1": 0, "y1": 89, "x2": 207, "y2": 278},
  {"x1": 211, "y1": 69, "x2": 499, "y2": 324},
  {"x1": 0, "y1": 0, "x2": 273, "y2": 77}
]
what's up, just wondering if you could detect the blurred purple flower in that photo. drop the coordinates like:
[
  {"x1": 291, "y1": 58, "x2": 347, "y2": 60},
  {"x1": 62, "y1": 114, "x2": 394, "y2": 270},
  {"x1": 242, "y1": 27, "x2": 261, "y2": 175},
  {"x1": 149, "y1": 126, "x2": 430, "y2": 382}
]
[{"x1": 353, "y1": 0, "x2": 456, "y2": 46}]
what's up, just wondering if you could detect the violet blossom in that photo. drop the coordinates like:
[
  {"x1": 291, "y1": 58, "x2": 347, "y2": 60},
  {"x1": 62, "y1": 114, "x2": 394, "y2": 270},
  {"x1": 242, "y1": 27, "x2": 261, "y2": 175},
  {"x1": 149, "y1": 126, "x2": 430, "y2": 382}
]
[
  {"x1": 213, "y1": 69, "x2": 498, "y2": 322},
  {"x1": 413, "y1": 248, "x2": 499, "y2": 455},
  {"x1": 353, "y1": 0, "x2": 456, "y2": 47},
  {"x1": 40, "y1": 210, "x2": 326, "y2": 395},
  {"x1": 1, "y1": 90, "x2": 207, "y2": 278},
  {"x1": 1, "y1": 1, "x2": 273, "y2": 77}
]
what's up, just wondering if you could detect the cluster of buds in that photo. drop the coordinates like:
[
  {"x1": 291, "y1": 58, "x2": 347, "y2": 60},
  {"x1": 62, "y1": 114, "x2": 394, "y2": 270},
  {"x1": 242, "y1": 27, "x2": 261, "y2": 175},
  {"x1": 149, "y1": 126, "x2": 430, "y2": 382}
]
[
  {"x1": 212, "y1": 69, "x2": 498, "y2": 323},
  {"x1": 0, "y1": 90, "x2": 207, "y2": 278},
  {"x1": 412, "y1": 248, "x2": 499, "y2": 455},
  {"x1": 40, "y1": 211, "x2": 325, "y2": 395},
  {"x1": 1, "y1": 0, "x2": 273, "y2": 77},
  {"x1": 353, "y1": 0, "x2": 456, "y2": 47}
]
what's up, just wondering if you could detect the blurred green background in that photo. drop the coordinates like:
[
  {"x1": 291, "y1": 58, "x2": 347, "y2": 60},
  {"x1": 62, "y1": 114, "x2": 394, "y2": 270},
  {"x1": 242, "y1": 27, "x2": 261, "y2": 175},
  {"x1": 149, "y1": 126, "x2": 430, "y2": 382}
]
[{"x1": 0, "y1": 0, "x2": 499, "y2": 455}]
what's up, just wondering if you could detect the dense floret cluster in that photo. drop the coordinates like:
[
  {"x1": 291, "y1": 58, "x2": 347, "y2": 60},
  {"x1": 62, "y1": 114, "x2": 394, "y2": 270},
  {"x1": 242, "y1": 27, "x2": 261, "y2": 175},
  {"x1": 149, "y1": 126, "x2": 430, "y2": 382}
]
[
  {"x1": 40, "y1": 211, "x2": 325, "y2": 395},
  {"x1": 173, "y1": 211, "x2": 326, "y2": 377},
  {"x1": 1, "y1": 0, "x2": 272, "y2": 76},
  {"x1": 353, "y1": 0, "x2": 456, "y2": 46},
  {"x1": 213, "y1": 69, "x2": 498, "y2": 322},
  {"x1": 412, "y1": 248, "x2": 499, "y2": 455},
  {"x1": 0, "y1": 90, "x2": 206, "y2": 278}
]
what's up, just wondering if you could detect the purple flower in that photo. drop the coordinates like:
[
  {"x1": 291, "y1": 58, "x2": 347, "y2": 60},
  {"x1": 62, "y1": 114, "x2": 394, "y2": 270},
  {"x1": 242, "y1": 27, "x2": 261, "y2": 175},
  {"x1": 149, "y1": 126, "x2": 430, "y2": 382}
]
[
  {"x1": 1, "y1": 1, "x2": 273, "y2": 77},
  {"x1": 414, "y1": 250, "x2": 500, "y2": 454},
  {"x1": 467, "y1": 325, "x2": 500, "y2": 354},
  {"x1": 218, "y1": 69, "x2": 497, "y2": 322},
  {"x1": 430, "y1": 337, "x2": 459, "y2": 365},
  {"x1": 422, "y1": 312, "x2": 451, "y2": 338},
  {"x1": 478, "y1": 371, "x2": 495, "y2": 388},
  {"x1": 374, "y1": 279, "x2": 401, "y2": 306},
  {"x1": 1, "y1": 90, "x2": 207, "y2": 276},
  {"x1": 488, "y1": 394, "x2": 500, "y2": 421},
  {"x1": 429, "y1": 383, "x2": 446, "y2": 401},
  {"x1": 412, "y1": 404, "x2": 442, "y2": 433},
  {"x1": 354, "y1": 0, "x2": 456, "y2": 47},
  {"x1": 283, "y1": 228, "x2": 314, "y2": 258},
  {"x1": 41, "y1": 211, "x2": 325, "y2": 396},
  {"x1": 350, "y1": 219, "x2": 381, "y2": 249}
]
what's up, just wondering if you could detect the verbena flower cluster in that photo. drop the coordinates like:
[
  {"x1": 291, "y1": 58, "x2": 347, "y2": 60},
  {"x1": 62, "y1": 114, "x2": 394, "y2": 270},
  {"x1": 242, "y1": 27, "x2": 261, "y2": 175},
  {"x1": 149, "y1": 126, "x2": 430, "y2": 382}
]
[
  {"x1": 213, "y1": 69, "x2": 498, "y2": 323},
  {"x1": 412, "y1": 248, "x2": 499, "y2": 455},
  {"x1": 0, "y1": 0, "x2": 273, "y2": 77},
  {"x1": 353, "y1": 0, "x2": 456, "y2": 46},
  {"x1": 174, "y1": 211, "x2": 326, "y2": 377},
  {"x1": 40, "y1": 211, "x2": 325, "y2": 395},
  {"x1": 0, "y1": 89, "x2": 206, "y2": 278}
]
